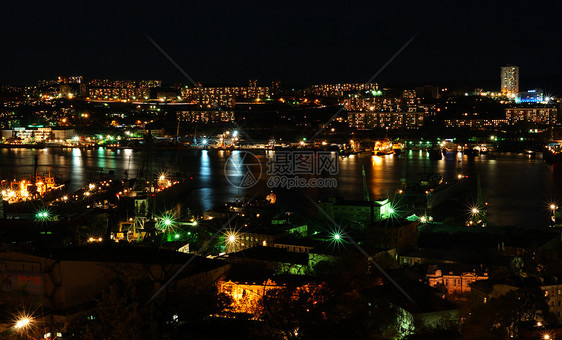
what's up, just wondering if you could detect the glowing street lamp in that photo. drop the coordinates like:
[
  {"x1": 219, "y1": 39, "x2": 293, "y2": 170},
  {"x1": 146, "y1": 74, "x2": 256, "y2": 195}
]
[
  {"x1": 225, "y1": 230, "x2": 240, "y2": 253},
  {"x1": 333, "y1": 233, "x2": 341, "y2": 241},
  {"x1": 467, "y1": 204, "x2": 487, "y2": 227},
  {"x1": 15, "y1": 317, "x2": 31, "y2": 329},
  {"x1": 13, "y1": 314, "x2": 35, "y2": 336},
  {"x1": 549, "y1": 203, "x2": 558, "y2": 227}
]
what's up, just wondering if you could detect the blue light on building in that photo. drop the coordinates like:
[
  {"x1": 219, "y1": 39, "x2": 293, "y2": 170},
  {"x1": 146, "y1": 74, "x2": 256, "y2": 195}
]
[{"x1": 515, "y1": 89, "x2": 543, "y2": 103}]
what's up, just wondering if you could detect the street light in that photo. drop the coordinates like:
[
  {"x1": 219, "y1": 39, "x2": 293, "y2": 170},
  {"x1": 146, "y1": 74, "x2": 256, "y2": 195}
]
[
  {"x1": 225, "y1": 230, "x2": 240, "y2": 253},
  {"x1": 549, "y1": 203, "x2": 558, "y2": 227},
  {"x1": 15, "y1": 317, "x2": 31, "y2": 329}
]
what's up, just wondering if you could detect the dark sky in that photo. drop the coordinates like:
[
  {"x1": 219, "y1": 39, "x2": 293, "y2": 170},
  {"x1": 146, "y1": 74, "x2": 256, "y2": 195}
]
[{"x1": 1, "y1": 0, "x2": 561, "y2": 88}]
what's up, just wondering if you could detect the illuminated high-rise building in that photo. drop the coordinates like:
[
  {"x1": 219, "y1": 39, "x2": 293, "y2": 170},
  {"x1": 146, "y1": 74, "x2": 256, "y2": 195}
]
[{"x1": 501, "y1": 66, "x2": 519, "y2": 94}]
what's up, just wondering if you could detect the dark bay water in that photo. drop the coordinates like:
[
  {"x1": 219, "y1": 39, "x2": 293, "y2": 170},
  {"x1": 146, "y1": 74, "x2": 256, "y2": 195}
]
[{"x1": 0, "y1": 148, "x2": 560, "y2": 228}]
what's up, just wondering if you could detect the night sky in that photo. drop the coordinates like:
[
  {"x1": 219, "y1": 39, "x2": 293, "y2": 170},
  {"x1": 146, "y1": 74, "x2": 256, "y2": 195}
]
[{"x1": 1, "y1": 1, "x2": 561, "y2": 89}]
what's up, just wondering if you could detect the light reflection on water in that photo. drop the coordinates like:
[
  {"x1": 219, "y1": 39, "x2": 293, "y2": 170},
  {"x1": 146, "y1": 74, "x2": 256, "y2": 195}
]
[{"x1": 0, "y1": 148, "x2": 560, "y2": 228}]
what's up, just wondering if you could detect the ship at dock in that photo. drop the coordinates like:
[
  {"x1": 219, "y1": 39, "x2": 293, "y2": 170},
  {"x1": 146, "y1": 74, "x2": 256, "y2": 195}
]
[
  {"x1": 0, "y1": 156, "x2": 66, "y2": 213},
  {"x1": 372, "y1": 140, "x2": 395, "y2": 156}
]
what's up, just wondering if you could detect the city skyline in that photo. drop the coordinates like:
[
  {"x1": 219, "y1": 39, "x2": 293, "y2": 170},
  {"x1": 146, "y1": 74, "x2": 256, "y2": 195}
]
[
  {"x1": 1, "y1": 1, "x2": 561, "y2": 90},
  {"x1": 2, "y1": 65, "x2": 559, "y2": 97}
]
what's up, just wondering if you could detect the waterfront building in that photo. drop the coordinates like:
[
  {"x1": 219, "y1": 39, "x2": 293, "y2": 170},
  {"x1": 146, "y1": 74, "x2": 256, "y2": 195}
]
[
  {"x1": 505, "y1": 106, "x2": 558, "y2": 125},
  {"x1": 176, "y1": 110, "x2": 235, "y2": 123},
  {"x1": 347, "y1": 111, "x2": 425, "y2": 129},
  {"x1": 0, "y1": 127, "x2": 76, "y2": 143}
]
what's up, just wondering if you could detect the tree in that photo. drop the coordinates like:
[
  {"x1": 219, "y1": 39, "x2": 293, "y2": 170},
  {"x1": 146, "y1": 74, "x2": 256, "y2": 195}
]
[
  {"x1": 463, "y1": 285, "x2": 556, "y2": 339},
  {"x1": 406, "y1": 315, "x2": 461, "y2": 340}
]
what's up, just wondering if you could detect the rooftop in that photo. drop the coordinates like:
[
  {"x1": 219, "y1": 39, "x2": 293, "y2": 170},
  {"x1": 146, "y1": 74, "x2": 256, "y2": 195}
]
[
  {"x1": 222, "y1": 246, "x2": 309, "y2": 265},
  {"x1": 369, "y1": 218, "x2": 418, "y2": 229}
]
